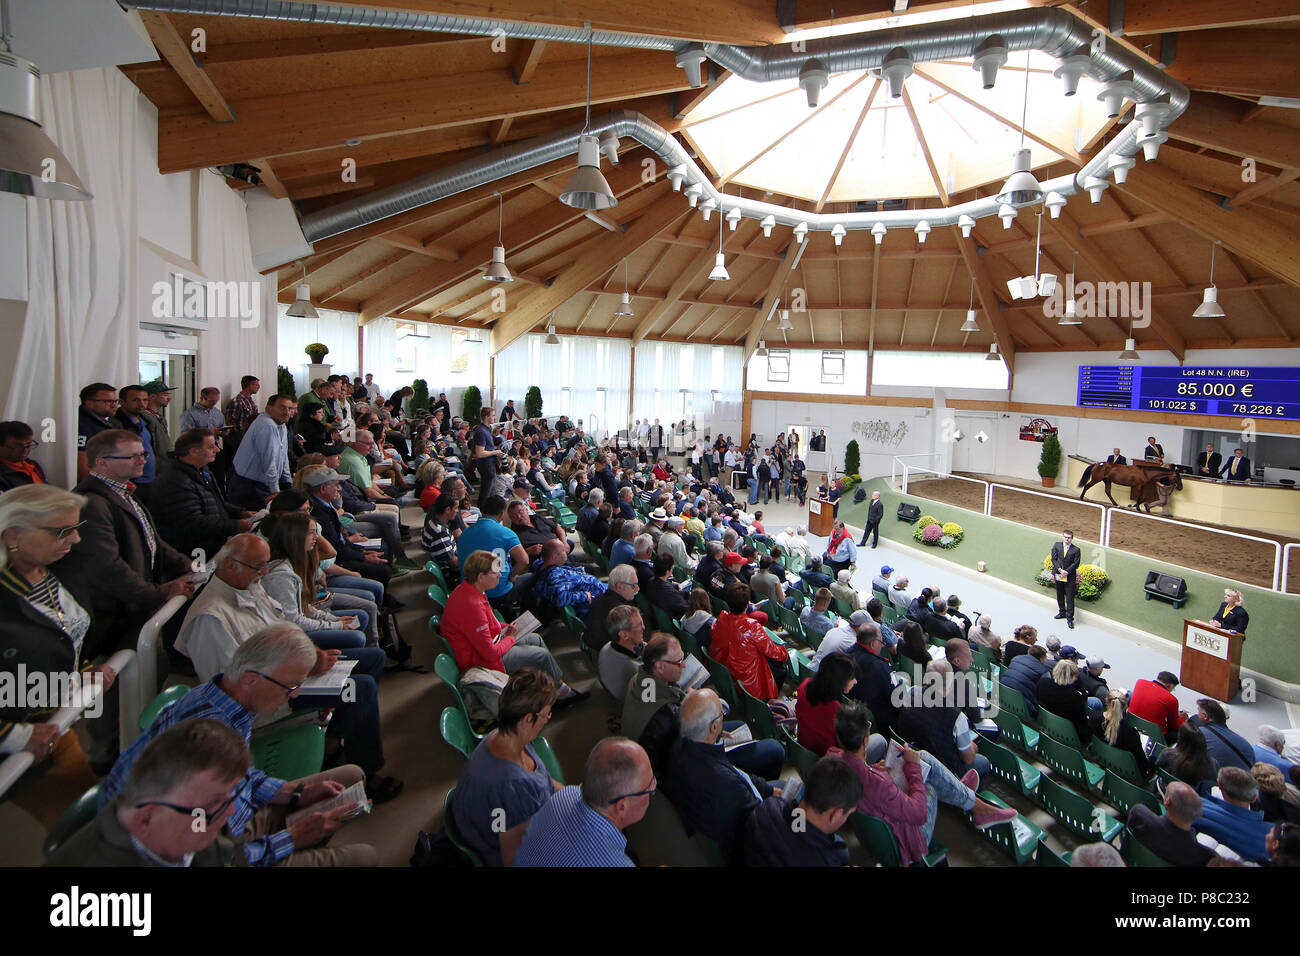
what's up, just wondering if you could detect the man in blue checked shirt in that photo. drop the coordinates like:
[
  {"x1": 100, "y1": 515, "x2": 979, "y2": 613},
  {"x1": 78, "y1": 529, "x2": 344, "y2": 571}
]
[
  {"x1": 100, "y1": 625, "x2": 379, "y2": 866},
  {"x1": 229, "y1": 393, "x2": 297, "y2": 510},
  {"x1": 514, "y1": 737, "x2": 653, "y2": 867},
  {"x1": 531, "y1": 540, "x2": 607, "y2": 618}
]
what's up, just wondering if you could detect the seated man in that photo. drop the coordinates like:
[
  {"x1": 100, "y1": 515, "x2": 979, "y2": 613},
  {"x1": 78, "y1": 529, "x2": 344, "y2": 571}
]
[
  {"x1": 1195, "y1": 766, "x2": 1273, "y2": 862},
  {"x1": 1001, "y1": 644, "x2": 1051, "y2": 717},
  {"x1": 811, "y1": 609, "x2": 871, "y2": 670},
  {"x1": 829, "y1": 570, "x2": 862, "y2": 613},
  {"x1": 531, "y1": 539, "x2": 606, "y2": 618},
  {"x1": 630, "y1": 533, "x2": 657, "y2": 592},
  {"x1": 1188, "y1": 698, "x2": 1255, "y2": 772},
  {"x1": 871, "y1": 565, "x2": 894, "y2": 596},
  {"x1": 101, "y1": 625, "x2": 382, "y2": 864},
  {"x1": 796, "y1": 556, "x2": 834, "y2": 594},
  {"x1": 513, "y1": 737, "x2": 652, "y2": 867},
  {"x1": 845, "y1": 622, "x2": 900, "y2": 737},
  {"x1": 656, "y1": 516, "x2": 693, "y2": 572},
  {"x1": 1127, "y1": 781, "x2": 1215, "y2": 866},
  {"x1": 49, "y1": 720, "x2": 255, "y2": 867},
  {"x1": 145, "y1": 427, "x2": 252, "y2": 560},
  {"x1": 863, "y1": 598, "x2": 898, "y2": 651},
  {"x1": 666, "y1": 688, "x2": 776, "y2": 861},
  {"x1": 748, "y1": 554, "x2": 787, "y2": 609},
  {"x1": 1128, "y1": 671, "x2": 1188, "y2": 743},
  {"x1": 456, "y1": 495, "x2": 531, "y2": 614},
  {"x1": 897, "y1": 660, "x2": 989, "y2": 785},
  {"x1": 609, "y1": 519, "x2": 640, "y2": 566},
  {"x1": 420, "y1": 492, "x2": 462, "y2": 587},
  {"x1": 742, "y1": 756, "x2": 861, "y2": 867},
  {"x1": 306, "y1": 468, "x2": 393, "y2": 587},
  {"x1": 576, "y1": 488, "x2": 604, "y2": 535},
  {"x1": 888, "y1": 575, "x2": 914, "y2": 613},
  {"x1": 645, "y1": 553, "x2": 689, "y2": 620},
  {"x1": 597, "y1": 605, "x2": 647, "y2": 699},
  {"x1": 507, "y1": 498, "x2": 570, "y2": 561},
  {"x1": 800, "y1": 588, "x2": 836, "y2": 645},
  {"x1": 710, "y1": 583, "x2": 789, "y2": 701},
  {"x1": 1255, "y1": 725, "x2": 1297, "y2": 773}
]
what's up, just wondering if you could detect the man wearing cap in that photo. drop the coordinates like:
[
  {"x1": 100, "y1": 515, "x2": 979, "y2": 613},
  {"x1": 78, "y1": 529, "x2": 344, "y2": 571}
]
[
  {"x1": 645, "y1": 507, "x2": 668, "y2": 549},
  {"x1": 712, "y1": 550, "x2": 750, "y2": 599},
  {"x1": 858, "y1": 490, "x2": 884, "y2": 548},
  {"x1": 811, "y1": 609, "x2": 873, "y2": 670},
  {"x1": 141, "y1": 380, "x2": 176, "y2": 455},
  {"x1": 1078, "y1": 655, "x2": 1111, "y2": 707},
  {"x1": 967, "y1": 615, "x2": 1002, "y2": 656},
  {"x1": 871, "y1": 565, "x2": 894, "y2": 596},
  {"x1": 509, "y1": 475, "x2": 538, "y2": 513},
  {"x1": 306, "y1": 467, "x2": 393, "y2": 587}
]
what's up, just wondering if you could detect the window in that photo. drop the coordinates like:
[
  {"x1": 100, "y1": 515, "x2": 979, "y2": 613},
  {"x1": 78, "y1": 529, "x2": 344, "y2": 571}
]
[
  {"x1": 711, "y1": 346, "x2": 725, "y2": 386},
  {"x1": 679, "y1": 346, "x2": 695, "y2": 390},
  {"x1": 679, "y1": 388, "x2": 693, "y2": 419},
  {"x1": 767, "y1": 349, "x2": 791, "y2": 382},
  {"x1": 450, "y1": 330, "x2": 469, "y2": 374},
  {"x1": 821, "y1": 349, "x2": 845, "y2": 384},
  {"x1": 395, "y1": 322, "x2": 426, "y2": 373}
]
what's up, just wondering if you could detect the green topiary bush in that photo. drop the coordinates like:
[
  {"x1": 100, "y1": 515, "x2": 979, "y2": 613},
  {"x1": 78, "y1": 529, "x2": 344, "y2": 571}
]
[
  {"x1": 525, "y1": 385, "x2": 543, "y2": 420},
  {"x1": 411, "y1": 378, "x2": 431, "y2": 414},
  {"x1": 277, "y1": 365, "x2": 296, "y2": 397},
  {"x1": 462, "y1": 385, "x2": 483, "y2": 423},
  {"x1": 845, "y1": 439, "x2": 860, "y2": 477},
  {"x1": 1038, "y1": 432, "x2": 1062, "y2": 479}
]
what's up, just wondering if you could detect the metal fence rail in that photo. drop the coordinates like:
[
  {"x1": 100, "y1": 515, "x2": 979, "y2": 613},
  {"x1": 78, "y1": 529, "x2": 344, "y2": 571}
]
[
  {"x1": 1103, "y1": 507, "x2": 1283, "y2": 593},
  {"x1": 1284, "y1": 544, "x2": 1300, "y2": 595},
  {"x1": 988, "y1": 481, "x2": 1109, "y2": 545}
]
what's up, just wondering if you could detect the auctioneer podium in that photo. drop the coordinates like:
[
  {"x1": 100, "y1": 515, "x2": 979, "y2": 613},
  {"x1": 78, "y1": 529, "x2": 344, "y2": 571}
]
[
  {"x1": 1180, "y1": 619, "x2": 1244, "y2": 701},
  {"x1": 808, "y1": 498, "x2": 835, "y2": 537}
]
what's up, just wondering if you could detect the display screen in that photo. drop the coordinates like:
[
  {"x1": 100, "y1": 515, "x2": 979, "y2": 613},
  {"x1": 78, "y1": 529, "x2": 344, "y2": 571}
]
[{"x1": 1076, "y1": 366, "x2": 1300, "y2": 421}]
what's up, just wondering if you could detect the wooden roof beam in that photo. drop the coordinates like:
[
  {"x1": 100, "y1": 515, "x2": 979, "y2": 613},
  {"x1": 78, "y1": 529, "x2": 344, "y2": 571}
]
[
  {"x1": 139, "y1": 11, "x2": 235, "y2": 123},
  {"x1": 1168, "y1": 93, "x2": 1300, "y2": 169},
  {"x1": 742, "y1": 241, "x2": 799, "y2": 362},
  {"x1": 957, "y1": 236, "x2": 1016, "y2": 374},
  {"x1": 1120, "y1": 0, "x2": 1300, "y2": 35}
]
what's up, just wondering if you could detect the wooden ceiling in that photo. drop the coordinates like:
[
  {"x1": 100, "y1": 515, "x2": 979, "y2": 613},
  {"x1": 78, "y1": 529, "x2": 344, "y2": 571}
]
[{"x1": 119, "y1": 0, "x2": 1300, "y2": 368}]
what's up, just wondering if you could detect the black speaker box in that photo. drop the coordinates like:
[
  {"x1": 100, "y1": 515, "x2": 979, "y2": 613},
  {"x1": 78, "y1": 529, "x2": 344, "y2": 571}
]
[
  {"x1": 897, "y1": 502, "x2": 921, "y2": 523},
  {"x1": 1143, "y1": 570, "x2": 1188, "y2": 608}
]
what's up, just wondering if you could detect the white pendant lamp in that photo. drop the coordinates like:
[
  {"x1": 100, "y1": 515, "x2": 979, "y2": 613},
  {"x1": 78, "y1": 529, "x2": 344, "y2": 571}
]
[
  {"x1": 483, "y1": 192, "x2": 513, "y2": 282},
  {"x1": 776, "y1": 309, "x2": 793, "y2": 332},
  {"x1": 559, "y1": 26, "x2": 617, "y2": 210},
  {"x1": 960, "y1": 276, "x2": 980, "y2": 332},
  {"x1": 613, "y1": 258, "x2": 635, "y2": 316},
  {"x1": 756, "y1": 339, "x2": 768, "y2": 357},
  {"x1": 997, "y1": 55, "x2": 1043, "y2": 207},
  {"x1": 986, "y1": 341, "x2": 1001, "y2": 361},
  {"x1": 286, "y1": 263, "x2": 319, "y2": 319},
  {"x1": 1058, "y1": 250, "x2": 1082, "y2": 325},
  {"x1": 1193, "y1": 240, "x2": 1226, "y2": 318},
  {"x1": 1118, "y1": 336, "x2": 1140, "y2": 360},
  {"x1": 544, "y1": 322, "x2": 561, "y2": 345},
  {"x1": 709, "y1": 208, "x2": 730, "y2": 281}
]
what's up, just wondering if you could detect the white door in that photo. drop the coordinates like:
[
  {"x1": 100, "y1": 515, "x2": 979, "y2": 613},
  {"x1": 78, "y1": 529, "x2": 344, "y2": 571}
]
[{"x1": 952, "y1": 414, "x2": 997, "y2": 474}]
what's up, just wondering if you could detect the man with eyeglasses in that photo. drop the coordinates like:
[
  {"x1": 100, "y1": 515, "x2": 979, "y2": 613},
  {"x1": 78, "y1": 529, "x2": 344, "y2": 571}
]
[
  {"x1": 0, "y1": 420, "x2": 46, "y2": 493},
  {"x1": 97, "y1": 625, "x2": 379, "y2": 866},
  {"x1": 229, "y1": 393, "x2": 298, "y2": 510},
  {"x1": 76, "y1": 382, "x2": 120, "y2": 481},
  {"x1": 514, "y1": 737, "x2": 652, "y2": 867},
  {"x1": 113, "y1": 385, "x2": 159, "y2": 504},
  {"x1": 584, "y1": 563, "x2": 640, "y2": 652}
]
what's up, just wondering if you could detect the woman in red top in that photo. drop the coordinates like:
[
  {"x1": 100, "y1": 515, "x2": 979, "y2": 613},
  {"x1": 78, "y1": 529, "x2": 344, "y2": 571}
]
[
  {"x1": 709, "y1": 583, "x2": 789, "y2": 701},
  {"x1": 439, "y1": 550, "x2": 587, "y2": 704},
  {"x1": 795, "y1": 652, "x2": 857, "y2": 756}
]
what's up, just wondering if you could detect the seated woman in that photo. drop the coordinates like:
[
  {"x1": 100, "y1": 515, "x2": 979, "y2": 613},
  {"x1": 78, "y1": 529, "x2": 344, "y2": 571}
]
[
  {"x1": 681, "y1": 588, "x2": 716, "y2": 649},
  {"x1": 796, "y1": 653, "x2": 857, "y2": 757},
  {"x1": 1156, "y1": 722, "x2": 1219, "y2": 790},
  {"x1": 896, "y1": 619, "x2": 931, "y2": 669},
  {"x1": 1036, "y1": 659, "x2": 1093, "y2": 746},
  {"x1": 709, "y1": 583, "x2": 789, "y2": 702},
  {"x1": 261, "y1": 510, "x2": 369, "y2": 650},
  {"x1": 1001, "y1": 624, "x2": 1038, "y2": 667},
  {"x1": 645, "y1": 553, "x2": 688, "y2": 620},
  {"x1": 267, "y1": 489, "x2": 389, "y2": 614},
  {"x1": 452, "y1": 669, "x2": 562, "y2": 866},
  {"x1": 828, "y1": 705, "x2": 1016, "y2": 866},
  {"x1": 415, "y1": 459, "x2": 447, "y2": 512},
  {"x1": 1088, "y1": 689, "x2": 1151, "y2": 778},
  {"x1": 298, "y1": 403, "x2": 338, "y2": 455},
  {"x1": 441, "y1": 549, "x2": 586, "y2": 705}
]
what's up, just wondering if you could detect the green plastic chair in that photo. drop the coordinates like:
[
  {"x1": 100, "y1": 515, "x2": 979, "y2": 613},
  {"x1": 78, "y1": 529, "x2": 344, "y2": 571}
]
[
  {"x1": 138, "y1": 684, "x2": 191, "y2": 730},
  {"x1": 735, "y1": 679, "x2": 781, "y2": 741},
  {"x1": 833, "y1": 597, "x2": 855, "y2": 619},
  {"x1": 1125, "y1": 711, "x2": 1169, "y2": 743},
  {"x1": 532, "y1": 734, "x2": 565, "y2": 785},
  {"x1": 980, "y1": 734, "x2": 1042, "y2": 797},
  {"x1": 966, "y1": 790, "x2": 1045, "y2": 865},
  {"x1": 992, "y1": 711, "x2": 1040, "y2": 754},
  {"x1": 1089, "y1": 736, "x2": 1148, "y2": 785},
  {"x1": 651, "y1": 604, "x2": 677, "y2": 633},
  {"x1": 1036, "y1": 774, "x2": 1123, "y2": 843},
  {"x1": 43, "y1": 782, "x2": 102, "y2": 860},
  {"x1": 781, "y1": 726, "x2": 820, "y2": 781},
  {"x1": 703, "y1": 654, "x2": 739, "y2": 710},
  {"x1": 1037, "y1": 733, "x2": 1106, "y2": 791},
  {"x1": 1036, "y1": 708, "x2": 1087, "y2": 750},
  {"x1": 433, "y1": 654, "x2": 477, "y2": 730},
  {"x1": 1120, "y1": 828, "x2": 1172, "y2": 867},
  {"x1": 673, "y1": 622, "x2": 703, "y2": 661},
  {"x1": 443, "y1": 788, "x2": 484, "y2": 867},
  {"x1": 423, "y1": 560, "x2": 448, "y2": 592},
  {"x1": 249, "y1": 723, "x2": 326, "y2": 780},
  {"x1": 1035, "y1": 842, "x2": 1073, "y2": 867},
  {"x1": 1102, "y1": 769, "x2": 1163, "y2": 818},
  {"x1": 562, "y1": 606, "x2": 598, "y2": 666},
  {"x1": 440, "y1": 706, "x2": 479, "y2": 761},
  {"x1": 851, "y1": 811, "x2": 947, "y2": 867},
  {"x1": 427, "y1": 581, "x2": 449, "y2": 612},
  {"x1": 994, "y1": 683, "x2": 1037, "y2": 728}
]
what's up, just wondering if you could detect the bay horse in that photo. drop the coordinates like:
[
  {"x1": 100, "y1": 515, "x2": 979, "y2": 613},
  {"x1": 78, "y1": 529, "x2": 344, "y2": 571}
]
[{"x1": 1079, "y1": 461, "x2": 1183, "y2": 511}]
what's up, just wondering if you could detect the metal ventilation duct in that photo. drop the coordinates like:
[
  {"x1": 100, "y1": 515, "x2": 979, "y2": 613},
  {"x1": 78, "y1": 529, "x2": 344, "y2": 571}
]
[{"x1": 121, "y1": 2, "x2": 1187, "y2": 242}]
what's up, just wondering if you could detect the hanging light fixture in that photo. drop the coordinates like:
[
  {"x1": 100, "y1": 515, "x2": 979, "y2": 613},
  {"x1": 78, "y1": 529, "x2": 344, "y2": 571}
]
[
  {"x1": 613, "y1": 258, "x2": 635, "y2": 316},
  {"x1": 559, "y1": 25, "x2": 617, "y2": 210},
  {"x1": 914, "y1": 220, "x2": 931, "y2": 243},
  {"x1": 709, "y1": 207, "x2": 730, "y2": 281},
  {"x1": 1033, "y1": 208, "x2": 1056, "y2": 296},
  {"x1": 998, "y1": 204, "x2": 1016, "y2": 229},
  {"x1": 286, "y1": 263, "x2": 319, "y2": 319},
  {"x1": 756, "y1": 339, "x2": 768, "y2": 357},
  {"x1": 760, "y1": 214, "x2": 776, "y2": 238},
  {"x1": 1193, "y1": 240, "x2": 1226, "y2": 318},
  {"x1": 960, "y1": 275, "x2": 980, "y2": 332},
  {"x1": 997, "y1": 52, "x2": 1043, "y2": 207},
  {"x1": 544, "y1": 321, "x2": 561, "y2": 345},
  {"x1": 871, "y1": 222, "x2": 887, "y2": 245},
  {"x1": 1059, "y1": 249, "x2": 1082, "y2": 325},
  {"x1": 1118, "y1": 335, "x2": 1140, "y2": 360},
  {"x1": 958, "y1": 215, "x2": 976, "y2": 238},
  {"x1": 0, "y1": 3, "x2": 90, "y2": 200},
  {"x1": 776, "y1": 309, "x2": 793, "y2": 332},
  {"x1": 986, "y1": 341, "x2": 1001, "y2": 361},
  {"x1": 482, "y1": 192, "x2": 513, "y2": 282}
]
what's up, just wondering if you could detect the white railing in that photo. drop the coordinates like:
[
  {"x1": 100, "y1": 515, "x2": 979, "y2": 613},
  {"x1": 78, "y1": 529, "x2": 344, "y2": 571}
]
[
  {"x1": 0, "y1": 648, "x2": 137, "y2": 801},
  {"x1": 125, "y1": 594, "x2": 190, "y2": 748},
  {"x1": 891, "y1": 453, "x2": 942, "y2": 486},
  {"x1": 988, "y1": 482, "x2": 1109, "y2": 545},
  {"x1": 1104, "y1": 508, "x2": 1283, "y2": 593},
  {"x1": 1284, "y1": 544, "x2": 1300, "y2": 595},
  {"x1": 901, "y1": 464, "x2": 989, "y2": 508}
]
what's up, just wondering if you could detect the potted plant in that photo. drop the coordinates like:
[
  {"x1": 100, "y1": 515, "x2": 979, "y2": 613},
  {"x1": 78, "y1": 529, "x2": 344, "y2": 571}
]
[
  {"x1": 844, "y1": 439, "x2": 860, "y2": 478},
  {"x1": 410, "y1": 378, "x2": 431, "y2": 414},
  {"x1": 462, "y1": 385, "x2": 482, "y2": 423},
  {"x1": 525, "y1": 385, "x2": 543, "y2": 420},
  {"x1": 305, "y1": 342, "x2": 329, "y2": 363},
  {"x1": 1038, "y1": 432, "x2": 1062, "y2": 487},
  {"x1": 277, "y1": 365, "x2": 296, "y2": 397}
]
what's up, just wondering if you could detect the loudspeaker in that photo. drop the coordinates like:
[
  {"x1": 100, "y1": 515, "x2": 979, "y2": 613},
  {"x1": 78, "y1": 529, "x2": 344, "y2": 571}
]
[
  {"x1": 853, "y1": 487, "x2": 867, "y2": 503},
  {"x1": 897, "y1": 502, "x2": 921, "y2": 523},
  {"x1": 1143, "y1": 570, "x2": 1188, "y2": 608}
]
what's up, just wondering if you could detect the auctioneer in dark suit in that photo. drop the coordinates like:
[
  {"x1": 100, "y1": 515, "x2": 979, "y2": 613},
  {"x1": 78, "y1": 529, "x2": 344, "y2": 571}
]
[
  {"x1": 1050, "y1": 539, "x2": 1081, "y2": 625},
  {"x1": 1219, "y1": 454, "x2": 1252, "y2": 482},
  {"x1": 1105, "y1": 453, "x2": 1127, "y2": 465},
  {"x1": 1196, "y1": 451, "x2": 1222, "y2": 477}
]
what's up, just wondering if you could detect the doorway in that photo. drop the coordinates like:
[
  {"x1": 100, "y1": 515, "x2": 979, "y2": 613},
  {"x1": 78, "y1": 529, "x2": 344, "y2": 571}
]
[{"x1": 138, "y1": 347, "x2": 196, "y2": 437}]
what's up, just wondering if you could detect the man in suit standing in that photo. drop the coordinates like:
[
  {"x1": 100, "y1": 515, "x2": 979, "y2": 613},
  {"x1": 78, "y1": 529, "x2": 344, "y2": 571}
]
[
  {"x1": 1196, "y1": 443, "x2": 1222, "y2": 477},
  {"x1": 1050, "y1": 529, "x2": 1081, "y2": 630},
  {"x1": 1219, "y1": 448, "x2": 1252, "y2": 482},
  {"x1": 858, "y1": 490, "x2": 885, "y2": 548},
  {"x1": 1143, "y1": 436, "x2": 1164, "y2": 461},
  {"x1": 1105, "y1": 447, "x2": 1126, "y2": 465}
]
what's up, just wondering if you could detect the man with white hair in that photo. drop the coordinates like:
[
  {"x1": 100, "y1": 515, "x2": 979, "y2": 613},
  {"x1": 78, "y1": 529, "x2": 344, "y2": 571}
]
[
  {"x1": 1070, "y1": 843, "x2": 1124, "y2": 867},
  {"x1": 1195, "y1": 766, "x2": 1272, "y2": 862},
  {"x1": 1127, "y1": 781, "x2": 1214, "y2": 866},
  {"x1": 577, "y1": 487, "x2": 604, "y2": 535},
  {"x1": 585, "y1": 563, "x2": 640, "y2": 651},
  {"x1": 830, "y1": 569, "x2": 862, "y2": 613},
  {"x1": 1254, "y1": 725, "x2": 1298, "y2": 773},
  {"x1": 656, "y1": 516, "x2": 693, "y2": 571},
  {"x1": 888, "y1": 575, "x2": 913, "y2": 613},
  {"x1": 598, "y1": 604, "x2": 647, "y2": 699},
  {"x1": 967, "y1": 615, "x2": 1002, "y2": 655},
  {"x1": 100, "y1": 624, "x2": 381, "y2": 864},
  {"x1": 631, "y1": 533, "x2": 656, "y2": 591}
]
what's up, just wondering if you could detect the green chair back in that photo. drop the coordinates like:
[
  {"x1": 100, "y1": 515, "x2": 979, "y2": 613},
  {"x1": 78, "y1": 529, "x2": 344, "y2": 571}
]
[
  {"x1": 735, "y1": 679, "x2": 780, "y2": 740},
  {"x1": 139, "y1": 684, "x2": 191, "y2": 730},
  {"x1": 1037, "y1": 733, "x2": 1105, "y2": 791},
  {"x1": 1036, "y1": 707, "x2": 1085, "y2": 749},
  {"x1": 423, "y1": 560, "x2": 448, "y2": 592},
  {"x1": 249, "y1": 723, "x2": 326, "y2": 780},
  {"x1": 532, "y1": 734, "x2": 565, "y2": 785},
  {"x1": 1089, "y1": 736, "x2": 1147, "y2": 785},
  {"x1": 427, "y1": 581, "x2": 449, "y2": 611},
  {"x1": 443, "y1": 788, "x2": 484, "y2": 867},
  {"x1": 703, "y1": 654, "x2": 739, "y2": 710},
  {"x1": 440, "y1": 706, "x2": 479, "y2": 761},
  {"x1": 1124, "y1": 711, "x2": 1168, "y2": 743},
  {"x1": 980, "y1": 734, "x2": 1041, "y2": 796},
  {"x1": 434, "y1": 653, "x2": 472, "y2": 723},
  {"x1": 1120, "y1": 828, "x2": 1172, "y2": 867},
  {"x1": 1036, "y1": 774, "x2": 1122, "y2": 843},
  {"x1": 43, "y1": 782, "x2": 102, "y2": 860},
  {"x1": 781, "y1": 726, "x2": 820, "y2": 781},
  {"x1": 651, "y1": 604, "x2": 677, "y2": 633},
  {"x1": 1035, "y1": 842, "x2": 1072, "y2": 867},
  {"x1": 992, "y1": 710, "x2": 1041, "y2": 754},
  {"x1": 1102, "y1": 769, "x2": 1163, "y2": 818},
  {"x1": 966, "y1": 789, "x2": 1044, "y2": 865},
  {"x1": 673, "y1": 622, "x2": 703, "y2": 661},
  {"x1": 851, "y1": 812, "x2": 905, "y2": 867},
  {"x1": 994, "y1": 682, "x2": 1034, "y2": 727},
  {"x1": 833, "y1": 597, "x2": 855, "y2": 619}
]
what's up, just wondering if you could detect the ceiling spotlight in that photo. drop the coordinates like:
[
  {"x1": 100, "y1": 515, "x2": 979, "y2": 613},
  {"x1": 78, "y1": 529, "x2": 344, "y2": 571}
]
[
  {"x1": 1193, "y1": 241, "x2": 1226, "y2": 318},
  {"x1": 756, "y1": 339, "x2": 768, "y2": 357},
  {"x1": 1135, "y1": 95, "x2": 1172, "y2": 136},
  {"x1": 952, "y1": 429, "x2": 964, "y2": 442},
  {"x1": 1058, "y1": 296, "x2": 1081, "y2": 325},
  {"x1": 482, "y1": 192, "x2": 514, "y2": 282},
  {"x1": 667, "y1": 165, "x2": 688, "y2": 192},
  {"x1": 958, "y1": 214, "x2": 976, "y2": 238},
  {"x1": 997, "y1": 148, "x2": 1043, "y2": 206},
  {"x1": 776, "y1": 309, "x2": 793, "y2": 331},
  {"x1": 881, "y1": 46, "x2": 913, "y2": 99},
  {"x1": 684, "y1": 182, "x2": 702, "y2": 208},
  {"x1": 709, "y1": 211, "x2": 730, "y2": 281},
  {"x1": 1138, "y1": 130, "x2": 1168, "y2": 162},
  {"x1": 1006, "y1": 276, "x2": 1032, "y2": 300},
  {"x1": 544, "y1": 323, "x2": 561, "y2": 345},
  {"x1": 614, "y1": 258, "x2": 635, "y2": 316},
  {"x1": 1037, "y1": 273, "x2": 1057, "y2": 297},
  {"x1": 986, "y1": 342, "x2": 1002, "y2": 361},
  {"x1": 760, "y1": 214, "x2": 776, "y2": 237},
  {"x1": 1053, "y1": 48, "x2": 1092, "y2": 97},
  {"x1": 960, "y1": 276, "x2": 979, "y2": 332},
  {"x1": 1107, "y1": 153, "x2": 1136, "y2": 184},
  {"x1": 972, "y1": 35, "x2": 1007, "y2": 90},
  {"x1": 599, "y1": 131, "x2": 622, "y2": 167},
  {"x1": 1044, "y1": 191, "x2": 1067, "y2": 219},
  {"x1": 872, "y1": 221, "x2": 887, "y2": 245},
  {"x1": 726, "y1": 206, "x2": 742, "y2": 231},
  {"x1": 559, "y1": 133, "x2": 618, "y2": 210},
  {"x1": 799, "y1": 58, "x2": 830, "y2": 108},
  {"x1": 1083, "y1": 175, "x2": 1109, "y2": 203},
  {"x1": 674, "y1": 44, "x2": 708, "y2": 88},
  {"x1": 699, "y1": 197, "x2": 716, "y2": 221},
  {"x1": 793, "y1": 221, "x2": 809, "y2": 243},
  {"x1": 1097, "y1": 71, "x2": 1135, "y2": 118},
  {"x1": 914, "y1": 220, "x2": 931, "y2": 243},
  {"x1": 831, "y1": 224, "x2": 847, "y2": 246},
  {"x1": 286, "y1": 264, "x2": 319, "y2": 319},
  {"x1": 1118, "y1": 336, "x2": 1140, "y2": 360},
  {"x1": 998, "y1": 203, "x2": 1016, "y2": 229}
]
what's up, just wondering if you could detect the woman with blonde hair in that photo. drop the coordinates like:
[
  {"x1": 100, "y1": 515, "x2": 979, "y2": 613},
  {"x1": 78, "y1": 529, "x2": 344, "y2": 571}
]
[
  {"x1": 1002, "y1": 624, "x2": 1038, "y2": 666},
  {"x1": 416, "y1": 459, "x2": 446, "y2": 511},
  {"x1": 1035, "y1": 658, "x2": 1093, "y2": 745},
  {"x1": 1211, "y1": 587, "x2": 1249, "y2": 635},
  {"x1": 0, "y1": 484, "x2": 105, "y2": 827},
  {"x1": 1088, "y1": 688, "x2": 1151, "y2": 777}
]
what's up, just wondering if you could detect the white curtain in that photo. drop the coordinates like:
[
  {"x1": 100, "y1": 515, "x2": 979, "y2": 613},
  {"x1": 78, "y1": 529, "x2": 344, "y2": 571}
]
[
  {"x1": 361, "y1": 317, "x2": 400, "y2": 399},
  {"x1": 632, "y1": 342, "x2": 741, "y2": 434},
  {"x1": 491, "y1": 333, "x2": 533, "y2": 414},
  {"x1": 488, "y1": 333, "x2": 629, "y2": 439},
  {"x1": 276, "y1": 302, "x2": 359, "y2": 394}
]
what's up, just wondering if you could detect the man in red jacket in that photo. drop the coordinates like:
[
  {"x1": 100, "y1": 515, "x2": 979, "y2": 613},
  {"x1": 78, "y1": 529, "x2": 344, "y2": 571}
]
[
  {"x1": 1128, "y1": 671, "x2": 1187, "y2": 744},
  {"x1": 709, "y1": 583, "x2": 789, "y2": 701}
]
